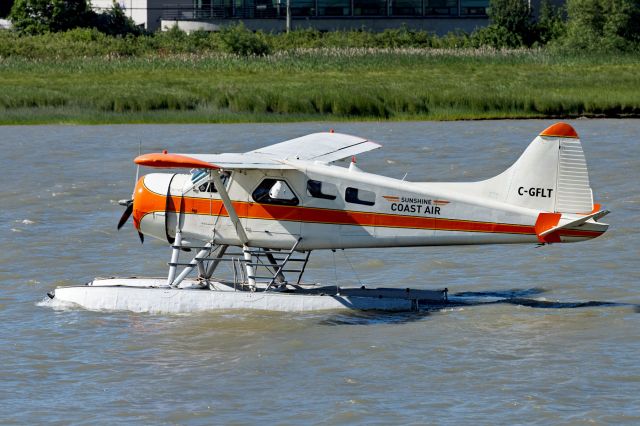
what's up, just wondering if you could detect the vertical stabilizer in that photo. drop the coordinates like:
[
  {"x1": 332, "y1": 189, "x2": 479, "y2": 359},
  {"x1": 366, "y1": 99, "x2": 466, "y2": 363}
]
[{"x1": 493, "y1": 123, "x2": 594, "y2": 214}]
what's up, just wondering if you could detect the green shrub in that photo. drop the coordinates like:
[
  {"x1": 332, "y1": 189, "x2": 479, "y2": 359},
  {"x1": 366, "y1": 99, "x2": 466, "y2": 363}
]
[
  {"x1": 470, "y1": 24, "x2": 524, "y2": 48},
  {"x1": 218, "y1": 24, "x2": 271, "y2": 56}
]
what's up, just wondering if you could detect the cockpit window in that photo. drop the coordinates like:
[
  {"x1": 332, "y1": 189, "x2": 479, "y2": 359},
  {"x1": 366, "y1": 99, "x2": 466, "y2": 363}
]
[
  {"x1": 307, "y1": 180, "x2": 337, "y2": 200},
  {"x1": 252, "y1": 179, "x2": 299, "y2": 206},
  {"x1": 192, "y1": 171, "x2": 231, "y2": 193}
]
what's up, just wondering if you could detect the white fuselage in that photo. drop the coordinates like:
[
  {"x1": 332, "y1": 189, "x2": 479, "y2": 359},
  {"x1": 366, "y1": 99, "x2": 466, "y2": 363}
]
[{"x1": 133, "y1": 161, "x2": 606, "y2": 251}]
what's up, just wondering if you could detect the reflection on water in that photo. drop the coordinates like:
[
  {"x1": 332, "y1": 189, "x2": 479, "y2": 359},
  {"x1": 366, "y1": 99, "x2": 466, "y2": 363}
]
[{"x1": 1, "y1": 120, "x2": 640, "y2": 424}]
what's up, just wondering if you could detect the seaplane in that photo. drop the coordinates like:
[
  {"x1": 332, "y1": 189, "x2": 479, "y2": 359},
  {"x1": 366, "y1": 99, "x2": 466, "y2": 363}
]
[{"x1": 49, "y1": 122, "x2": 610, "y2": 313}]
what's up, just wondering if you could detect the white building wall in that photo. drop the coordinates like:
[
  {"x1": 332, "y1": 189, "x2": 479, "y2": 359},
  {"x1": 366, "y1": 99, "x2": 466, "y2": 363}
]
[{"x1": 91, "y1": 0, "x2": 155, "y2": 30}]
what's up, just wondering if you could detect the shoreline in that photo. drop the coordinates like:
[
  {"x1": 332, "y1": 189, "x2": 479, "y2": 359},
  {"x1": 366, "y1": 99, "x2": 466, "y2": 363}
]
[{"x1": 2, "y1": 110, "x2": 640, "y2": 126}]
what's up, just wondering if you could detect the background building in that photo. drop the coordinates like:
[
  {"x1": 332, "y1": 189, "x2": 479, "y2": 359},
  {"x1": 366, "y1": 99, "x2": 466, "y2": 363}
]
[
  {"x1": 94, "y1": 0, "x2": 491, "y2": 33},
  {"x1": 163, "y1": 0, "x2": 490, "y2": 33},
  {"x1": 4, "y1": 0, "x2": 551, "y2": 35},
  {"x1": 92, "y1": 0, "x2": 162, "y2": 30}
]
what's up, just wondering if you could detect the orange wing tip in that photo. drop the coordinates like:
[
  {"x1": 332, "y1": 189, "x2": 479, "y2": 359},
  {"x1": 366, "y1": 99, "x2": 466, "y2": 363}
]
[
  {"x1": 539, "y1": 122, "x2": 579, "y2": 139},
  {"x1": 134, "y1": 153, "x2": 219, "y2": 170}
]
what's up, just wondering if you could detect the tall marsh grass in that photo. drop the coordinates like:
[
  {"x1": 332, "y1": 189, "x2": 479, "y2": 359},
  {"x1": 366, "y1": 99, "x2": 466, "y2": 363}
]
[{"x1": 1, "y1": 44, "x2": 639, "y2": 123}]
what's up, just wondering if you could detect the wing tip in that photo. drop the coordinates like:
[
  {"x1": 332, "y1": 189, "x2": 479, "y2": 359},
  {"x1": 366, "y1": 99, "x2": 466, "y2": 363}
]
[{"x1": 134, "y1": 152, "x2": 219, "y2": 169}]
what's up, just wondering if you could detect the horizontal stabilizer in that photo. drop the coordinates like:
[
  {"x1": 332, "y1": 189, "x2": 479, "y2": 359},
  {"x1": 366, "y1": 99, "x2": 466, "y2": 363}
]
[
  {"x1": 539, "y1": 210, "x2": 610, "y2": 237},
  {"x1": 535, "y1": 209, "x2": 610, "y2": 243}
]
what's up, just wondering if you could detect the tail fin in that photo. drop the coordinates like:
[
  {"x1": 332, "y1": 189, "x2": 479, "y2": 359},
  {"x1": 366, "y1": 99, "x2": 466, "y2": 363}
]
[{"x1": 491, "y1": 122, "x2": 595, "y2": 214}]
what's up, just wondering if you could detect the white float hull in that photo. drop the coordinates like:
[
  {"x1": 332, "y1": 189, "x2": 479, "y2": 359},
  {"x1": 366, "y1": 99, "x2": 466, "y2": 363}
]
[{"x1": 50, "y1": 278, "x2": 446, "y2": 313}]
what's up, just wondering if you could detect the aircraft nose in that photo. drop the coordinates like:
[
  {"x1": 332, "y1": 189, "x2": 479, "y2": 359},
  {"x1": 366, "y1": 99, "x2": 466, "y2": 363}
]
[
  {"x1": 131, "y1": 173, "x2": 175, "y2": 242},
  {"x1": 132, "y1": 175, "x2": 147, "y2": 231}
]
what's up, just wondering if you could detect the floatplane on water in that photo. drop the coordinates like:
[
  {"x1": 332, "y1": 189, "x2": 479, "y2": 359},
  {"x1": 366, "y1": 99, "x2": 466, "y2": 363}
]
[{"x1": 49, "y1": 123, "x2": 609, "y2": 313}]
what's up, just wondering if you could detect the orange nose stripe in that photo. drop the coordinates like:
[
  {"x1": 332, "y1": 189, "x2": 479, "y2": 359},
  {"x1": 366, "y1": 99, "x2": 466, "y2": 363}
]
[{"x1": 132, "y1": 177, "x2": 166, "y2": 230}]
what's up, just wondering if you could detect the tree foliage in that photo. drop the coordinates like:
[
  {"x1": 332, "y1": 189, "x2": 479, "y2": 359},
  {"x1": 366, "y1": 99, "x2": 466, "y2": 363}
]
[
  {"x1": 10, "y1": 0, "x2": 92, "y2": 34},
  {"x1": 560, "y1": 0, "x2": 640, "y2": 50},
  {"x1": 4, "y1": 0, "x2": 640, "y2": 52},
  {"x1": 535, "y1": 0, "x2": 566, "y2": 45},
  {"x1": 92, "y1": 2, "x2": 142, "y2": 36},
  {"x1": 488, "y1": 0, "x2": 533, "y2": 44},
  {"x1": 9, "y1": 0, "x2": 141, "y2": 36}
]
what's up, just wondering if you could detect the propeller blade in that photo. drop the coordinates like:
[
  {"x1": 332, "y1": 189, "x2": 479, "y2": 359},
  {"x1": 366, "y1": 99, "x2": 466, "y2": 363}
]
[{"x1": 117, "y1": 202, "x2": 133, "y2": 230}]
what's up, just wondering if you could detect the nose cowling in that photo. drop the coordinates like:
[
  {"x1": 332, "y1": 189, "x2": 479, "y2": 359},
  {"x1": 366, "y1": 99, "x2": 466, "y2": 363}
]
[
  {"x1": 132, "y1": 175, "x2": 146, "y2": 231},
  {"x1": 132, "y1": 173, "x2": 177, "y2": 242}
]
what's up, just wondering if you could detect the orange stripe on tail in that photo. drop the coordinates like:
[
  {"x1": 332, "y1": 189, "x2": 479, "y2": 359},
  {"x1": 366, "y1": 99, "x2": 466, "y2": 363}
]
[{"x1": 539, "y1": 122, "x2": 579, "y2": 139}]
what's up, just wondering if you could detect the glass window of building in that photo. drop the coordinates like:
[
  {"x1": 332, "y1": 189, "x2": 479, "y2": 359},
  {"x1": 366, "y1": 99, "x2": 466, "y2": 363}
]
[
  {"x1": 354, "y1": 0, "x2": 386, "y2": 16},
  {"x1": 391, "y1": 0, "x2": 422, "y2": 16},
  {"x1": 291, "y1": 0, "x2": 316, "y2": 16},
  {"x1": 209, "y1": 0, "x2": 233, "y2": 18},
  {"x1": 318, "y1": 0, "x2": 351, "y2": 16},
  {"x1": 424, "y1": 0, "x2": 457, "y2": 15},
  {"x1": 460, "y1": 0, "x2": 488, "y2": 15},
  {"x1": 254, "y1": 0, "x2": 279, "y2": 18}
]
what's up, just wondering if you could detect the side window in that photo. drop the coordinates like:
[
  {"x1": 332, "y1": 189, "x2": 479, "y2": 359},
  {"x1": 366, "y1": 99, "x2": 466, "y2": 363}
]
[
  {"x1": 345, "y1": 187, "x2": 375, "y2": 206},
  {"x1": 252, "y1": 179, "x2": 299, "y2": 206},
  {"x1": 307, "y1": 179, "x2": 337, "y2": 200}
]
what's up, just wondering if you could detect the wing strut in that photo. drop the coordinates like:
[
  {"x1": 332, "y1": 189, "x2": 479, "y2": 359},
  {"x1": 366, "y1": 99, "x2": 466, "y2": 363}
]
[
  {"x1": 210, "y1": 171, "x2": 258, "y2": 288},
  {"x1": 211, "y1": 170, "x2": 249, "y2": 245}
]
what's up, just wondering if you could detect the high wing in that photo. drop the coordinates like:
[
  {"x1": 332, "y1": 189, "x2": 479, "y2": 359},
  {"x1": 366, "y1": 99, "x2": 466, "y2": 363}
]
[
  {"x1": 248, "y1": 132, "x2": 381, "y2": 163},
  {"x1": 135, "y1": 132, "x2": 381, "y2": 169}
]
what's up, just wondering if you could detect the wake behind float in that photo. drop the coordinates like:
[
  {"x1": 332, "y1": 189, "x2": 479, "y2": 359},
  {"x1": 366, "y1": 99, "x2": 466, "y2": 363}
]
[{"x1": 49, "y1": 124, "x2": 609, "y2": 313}]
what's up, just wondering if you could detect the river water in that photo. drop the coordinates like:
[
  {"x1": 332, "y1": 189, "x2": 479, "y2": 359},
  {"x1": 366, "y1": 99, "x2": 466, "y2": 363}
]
[{"x1": 1, "y1": 120, "x2": 639, "y2": 424}]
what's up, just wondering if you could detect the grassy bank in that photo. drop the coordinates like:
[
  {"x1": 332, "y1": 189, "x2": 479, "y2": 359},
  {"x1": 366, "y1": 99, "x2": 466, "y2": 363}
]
[{"x1": 1, "y1": 48, "x2": 640, "y2": 124}]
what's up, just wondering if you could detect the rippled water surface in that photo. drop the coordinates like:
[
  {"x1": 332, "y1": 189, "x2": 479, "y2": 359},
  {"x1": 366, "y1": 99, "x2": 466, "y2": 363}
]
[{"x1": 1, "y1": 120, "x2": 639, "y2": 424}]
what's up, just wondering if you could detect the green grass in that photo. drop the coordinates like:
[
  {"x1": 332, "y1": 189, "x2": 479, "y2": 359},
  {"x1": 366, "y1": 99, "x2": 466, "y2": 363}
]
[{"x1": 1, "y1": 49, "x2": 640, "y2": 124}]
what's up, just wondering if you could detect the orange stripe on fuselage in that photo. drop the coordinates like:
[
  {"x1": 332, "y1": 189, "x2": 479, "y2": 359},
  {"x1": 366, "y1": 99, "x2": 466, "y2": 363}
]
[{"x1": 133, "y1": 182, "x2": 604, "y2": 239}]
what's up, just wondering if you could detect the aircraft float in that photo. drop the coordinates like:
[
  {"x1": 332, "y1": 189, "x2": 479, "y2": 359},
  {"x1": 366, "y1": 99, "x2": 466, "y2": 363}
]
[{"x1": 49, "y1": 122, "x2": 610, "y2": 313}]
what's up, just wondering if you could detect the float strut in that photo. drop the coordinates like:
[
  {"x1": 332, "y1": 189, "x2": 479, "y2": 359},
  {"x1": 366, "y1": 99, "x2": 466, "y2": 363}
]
[
  {"x1": 167, "y1": 230, "x2": 182, "y2": 286},
  {"x1": 244, "y1": 245, "x2": 256, "y2": 289},
  {"x1": 171, "y1": 242, "x2": 214, "y2": 287},
  {"x1": 203, "y1": 244, "x2": 228, "y2": 278}
]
